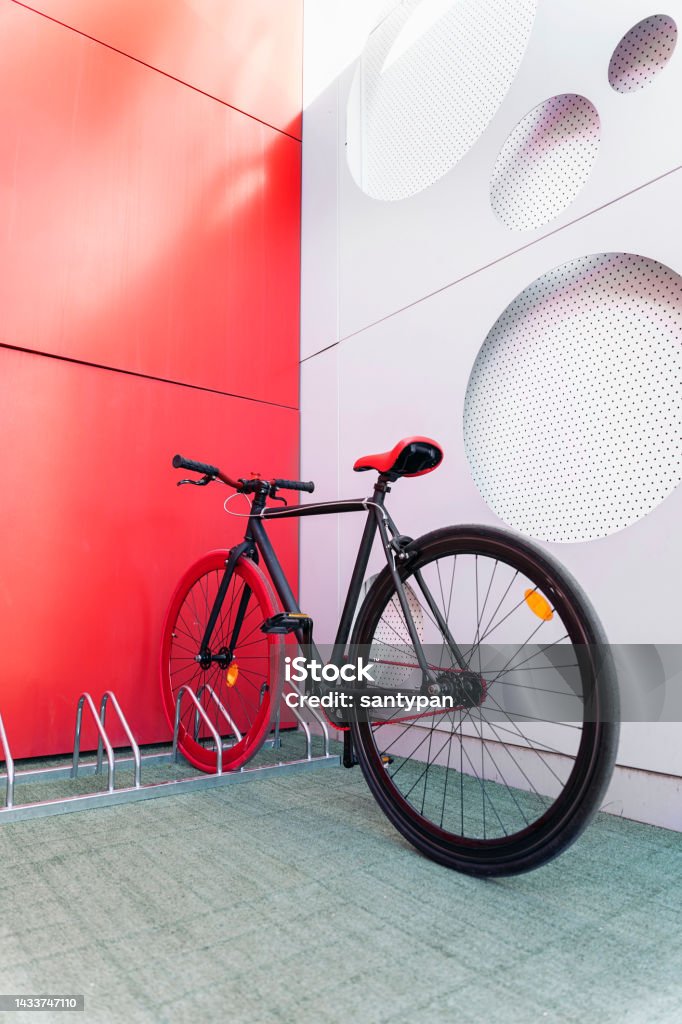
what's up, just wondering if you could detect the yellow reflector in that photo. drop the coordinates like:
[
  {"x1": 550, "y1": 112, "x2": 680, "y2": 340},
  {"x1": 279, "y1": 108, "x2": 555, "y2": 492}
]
[
  {"x1": 524, "y1": 589, "x2": 553, "y2": 621},
  {"x1": 226, "y1": 661, "x2": 239, "y2": 687}
]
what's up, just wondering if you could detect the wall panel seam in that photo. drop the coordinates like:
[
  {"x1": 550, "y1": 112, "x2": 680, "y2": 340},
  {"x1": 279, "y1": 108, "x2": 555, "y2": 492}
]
[
  {"x1": 9, "y1": 0, "x2": 303, "y2": 143},
  {"x1": 0, "y1": 343, "x2": 300, "y2": 413},
  {"x1": 301, "y1": 162, "x2": 682, "y2": 360}
]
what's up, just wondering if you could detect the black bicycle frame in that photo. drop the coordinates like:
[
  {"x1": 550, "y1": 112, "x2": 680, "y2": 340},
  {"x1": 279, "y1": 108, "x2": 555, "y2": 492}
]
[
  {"x1": 203, "y1": 476, "x2": 467, "y2": 681},
  {"x1": 252, "y1": 489, "x2": 385, "y2": 668}
]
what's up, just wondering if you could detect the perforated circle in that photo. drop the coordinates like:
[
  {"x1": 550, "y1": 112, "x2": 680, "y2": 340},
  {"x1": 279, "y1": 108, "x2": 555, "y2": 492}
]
[
  {"x1": 609, "y1": 15, "x2": 677, "y2": 92},
  {"x1": 464, "y1": 254, "x2": 682, "y2": 543},
  {"x1": 346, "y1": 0, "x2": 538, "y2": 201},
  {"x1": 490, "y1": 95, "x2": 600, "y2": 232}
]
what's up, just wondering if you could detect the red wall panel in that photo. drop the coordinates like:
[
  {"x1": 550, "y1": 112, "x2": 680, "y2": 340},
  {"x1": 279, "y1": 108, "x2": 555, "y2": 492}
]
[
  {"x1": 0, "y1": 347, "x2": 300, "y2": 759},
  {"x1": 0, "y1": 1, "x2": 302, "y2": 758},
  {"x1": 0, "y1": 1, "x2": 300, "y2": 407},
  {"x1": 12, "y1": 0, "x2": 303, "y2": 138}
]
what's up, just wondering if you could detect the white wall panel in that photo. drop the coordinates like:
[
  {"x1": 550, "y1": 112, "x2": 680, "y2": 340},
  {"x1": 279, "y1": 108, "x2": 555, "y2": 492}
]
[
  {"x1": 336, "y1": 0, "x2": 682, "y2": 344},
  {"x1": 300, "y1": 90, "x2": 338, "y2": 358},
  {"x1": 299, "y1": 348, "x2": 341, "y2": 643},
  {"x1": 301, "y1": 0, "x2": 682, "y2": 814},
  {"x1": 300, "y1": 0, "x2": 389, "y2": 359},
  {"x1": 332, "y1": 268, "x2": 682, "y2": 774},
  {"x1": 334, "y1": 168, "x2": 682, "y2": 647}
]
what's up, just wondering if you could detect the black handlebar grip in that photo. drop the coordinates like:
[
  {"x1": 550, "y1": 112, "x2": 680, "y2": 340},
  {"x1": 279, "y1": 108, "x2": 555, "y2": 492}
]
[
  {"x1": 172, "y1": 454, "x2": 220, "y2": 477},
  {"x1": 274, "y1": 478, "x2": 315, "y2": 493}
]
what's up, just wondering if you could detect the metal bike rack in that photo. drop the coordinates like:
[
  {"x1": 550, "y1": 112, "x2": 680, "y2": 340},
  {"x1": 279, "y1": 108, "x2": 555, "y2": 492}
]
[
  {"x1": 0, "y1": 711, "x2": 15, "y2": 810},
  {"x1": 174, "y1": 685, "x2": 226, "y2": 774},
  {"x1": 72, "y1": 691, "x2": 142, "y2": 792},
  {"x1": 193, "y1": 683, "x2": 242, "y2": 749},
  {"x1": 71, "y1": 693, "x2": 116, "y2": 793},
  {"x1": 282, "y1": 678, "x2": 331, "y2": 760},
  {"x1": 97, "y1": 691, "x2": 141, "y2": 788},
  {"x1": 0, "y1": 687, "x2": 340, "y2": 825}
]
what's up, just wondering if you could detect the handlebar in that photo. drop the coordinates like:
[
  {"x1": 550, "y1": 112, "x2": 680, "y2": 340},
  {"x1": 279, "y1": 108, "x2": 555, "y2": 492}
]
[
  {"x1": 172, "y1": 454, "x2": 314, "y2": 494},
  {"x1": 273, "y1": 478, "x2": 315, "y2": 494},
  {"x1": 172, "y1": 454, "x2": 220, "y2": 477}
]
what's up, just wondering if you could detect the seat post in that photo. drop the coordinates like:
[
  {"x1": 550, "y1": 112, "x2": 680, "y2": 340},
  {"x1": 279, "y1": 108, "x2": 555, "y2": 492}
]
[{"x1": 373, "y1": 473, "x2": 394, "y2": 496}]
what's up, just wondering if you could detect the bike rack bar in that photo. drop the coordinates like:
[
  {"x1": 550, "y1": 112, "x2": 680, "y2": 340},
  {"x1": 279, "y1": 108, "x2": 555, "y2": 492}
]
[
  {"x1": 294, "y1": 680, "x2": 331, "y2": 758},
  {"x1": 283, "y1": 686, "x2": 313, "y2": 759},
  {"x1": 272, "y1": 699, "x2": 281, "y2": 751},
  {"x1": 173, "y1": 686, "x2": 224, "y2": 774},
  {"x1": 316, "y1": 703, "x2": 331, "y2": 759},
  {"x1": 193, "y1": 684, "x2": 242, "y2": 747},
  {"x1": 280, "y1": 679, "x2": 331, "y2": 760},
  {"x1": 72, "y1": 694, "x2": 116, "y2": 792},
  {"x1": 96, "y1": 692, "x2": 141, "y2": 789},
  {"x1": 0, "y1": 711, "x2": 15, "y2": 809}
]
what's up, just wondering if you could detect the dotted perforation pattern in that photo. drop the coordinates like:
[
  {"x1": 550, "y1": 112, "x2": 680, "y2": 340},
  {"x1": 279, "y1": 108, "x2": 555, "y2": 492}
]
[
  {"x1": 464, "y1": 254, "x2": 682, "y2": 543},
  {"x1": 609, "y1": 14, "x2": 678, "y2": 93},
  {"x1": 348, "y1": 0, "x2": 538, "y2": 201},
  {"x1": 490, "y1": 94, "x2": 600, "y2": 232}
]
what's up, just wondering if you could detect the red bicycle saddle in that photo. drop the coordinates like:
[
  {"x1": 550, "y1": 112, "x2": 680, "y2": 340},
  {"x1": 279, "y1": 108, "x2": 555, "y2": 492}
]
[{"x1": 353, "y1": 436, "x2": 443, "y2": 478}]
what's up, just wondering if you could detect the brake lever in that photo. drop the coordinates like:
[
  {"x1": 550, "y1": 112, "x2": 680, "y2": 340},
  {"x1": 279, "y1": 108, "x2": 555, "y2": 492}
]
[
  {"x1": 270, "y1": 494, "x2": 288, "y2": 506},
  {"x1": 177, "y1": 475, "x2": 213, "y2": 487}
]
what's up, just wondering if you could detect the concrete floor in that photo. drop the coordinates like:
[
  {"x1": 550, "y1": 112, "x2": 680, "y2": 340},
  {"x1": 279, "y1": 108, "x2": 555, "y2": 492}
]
[{"x1": 1, "y1": 744, "x2": 681, "y2": 1023}]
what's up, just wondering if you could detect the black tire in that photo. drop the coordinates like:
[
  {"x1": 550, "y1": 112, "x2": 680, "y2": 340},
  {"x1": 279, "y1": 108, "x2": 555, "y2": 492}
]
[{"x1": 349, "y1": 525, "x2": 619, "y2": 877}]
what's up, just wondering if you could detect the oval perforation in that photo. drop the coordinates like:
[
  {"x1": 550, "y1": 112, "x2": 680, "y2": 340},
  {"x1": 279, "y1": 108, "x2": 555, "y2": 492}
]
[
  {"x1": 347, "y1": 0, "x2": 538, "y2": 201},
  {"x1": 609, "y1": 14, "x2": 677, "y2": 93},
  {"x1": 490, "y1": 94, "x2": 600, "y2": 232},
  {"x1": 464, "y1": 254, "x2": 682, "y2": 543}
]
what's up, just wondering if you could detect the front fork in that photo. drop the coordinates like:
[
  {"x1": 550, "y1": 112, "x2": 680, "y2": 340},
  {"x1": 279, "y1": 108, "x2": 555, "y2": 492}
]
[{"x1": 199, "y1": 539, "x2": 255, "y2": 657}]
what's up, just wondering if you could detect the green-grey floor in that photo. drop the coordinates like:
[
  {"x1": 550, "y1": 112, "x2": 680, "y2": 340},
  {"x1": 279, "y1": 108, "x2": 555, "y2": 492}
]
[{"x1": 1, "y1": 743, "x2": 681, "y2": 1024}]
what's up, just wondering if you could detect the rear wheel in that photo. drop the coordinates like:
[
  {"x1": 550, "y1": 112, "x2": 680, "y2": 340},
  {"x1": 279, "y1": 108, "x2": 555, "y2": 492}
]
[
  {"x1": 350, "y1": 525, "x2": 619, "y2": 876},
  {"x1": 160, "y1": 550, "x2": 281, "y2": 772}
]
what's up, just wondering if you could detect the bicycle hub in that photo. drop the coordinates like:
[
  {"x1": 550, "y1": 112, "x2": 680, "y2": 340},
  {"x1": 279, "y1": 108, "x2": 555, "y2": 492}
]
[
  {"x1": 197, "y1": 646, "x2": 232, "y2": 670},
  {"x1": 426, "y1": 670, "x2": 487, "y2": 709}
]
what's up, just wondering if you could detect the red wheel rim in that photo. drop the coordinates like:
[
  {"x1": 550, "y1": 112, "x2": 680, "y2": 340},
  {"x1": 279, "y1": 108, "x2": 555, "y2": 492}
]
[{"x1": 160, "y1": 550, "x2": 281, "y2": 772}]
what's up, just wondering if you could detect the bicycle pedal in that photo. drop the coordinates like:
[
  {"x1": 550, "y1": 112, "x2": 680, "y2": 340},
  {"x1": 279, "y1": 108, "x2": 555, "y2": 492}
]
[
  {"x1": 381, "y1": 754, "x2": 394, "y2": 765},
  {"x1": 261, "y1": 612, "x2": 313, "y2": 635}
]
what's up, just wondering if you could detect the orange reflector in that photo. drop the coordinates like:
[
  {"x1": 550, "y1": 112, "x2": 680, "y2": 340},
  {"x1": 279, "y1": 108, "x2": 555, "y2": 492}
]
[
  {"x1": 226, "y1": 661, "x2": 239, "y2": 687},
  {"x1": 524, "y1": 589, "x2": 554, "y2": 621}
]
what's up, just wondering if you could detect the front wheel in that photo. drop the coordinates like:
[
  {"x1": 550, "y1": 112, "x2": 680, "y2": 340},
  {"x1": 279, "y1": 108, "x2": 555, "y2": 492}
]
[
  {"x1": 160, "y1": 550, "x2": 282, "y2": 772},
  {"x1": 350, "y1": 525, "x2": 619, "y2": 876}
]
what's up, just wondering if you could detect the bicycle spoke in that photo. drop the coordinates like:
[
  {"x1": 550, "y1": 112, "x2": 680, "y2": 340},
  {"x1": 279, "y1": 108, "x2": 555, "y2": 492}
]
[
  {"x1": 162, "y1": 554, "x2": 278, "y2": 772},
  {"x1": 353, "y1": 537, "x2": 616, "y2": 861}
]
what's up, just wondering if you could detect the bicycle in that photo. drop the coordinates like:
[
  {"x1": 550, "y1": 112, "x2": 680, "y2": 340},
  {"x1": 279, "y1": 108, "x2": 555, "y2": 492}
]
[{"x1": 160, "y1": 437, "x2": 619, "y2": 877}]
